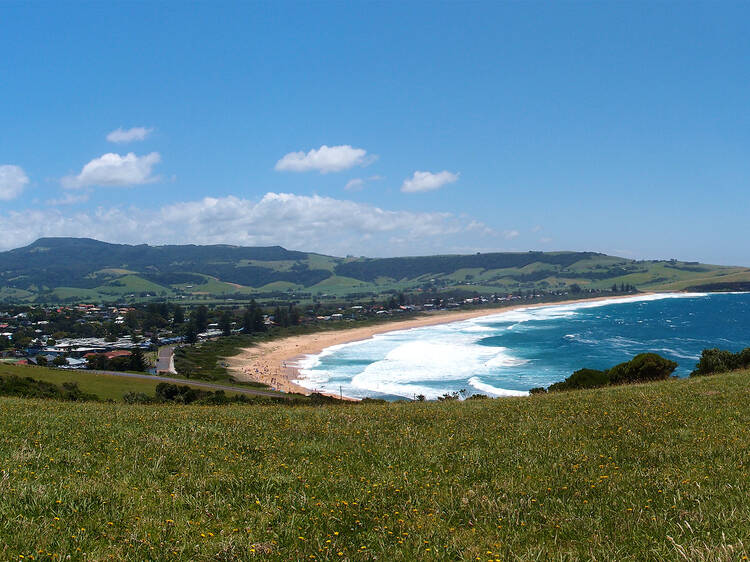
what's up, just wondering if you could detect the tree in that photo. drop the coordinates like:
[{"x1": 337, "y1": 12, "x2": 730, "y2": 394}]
[
  {"x1": 185, "y1": 321, "x2": 198, "y2": 344},
  {"x1": 172, "y1": 305, "x2": 184, "y2": 325},
  {"x1": 86, "y1": 353, "x2": 109, "y2": 370},
  {"x1": 129, "y1": 347, "x2": 147, "y2": 372},
  {"x1": 125, "y1": 310, "x2": 140, "y2": 331},
  {"x1": 192, "y1": 305, "x2": 209, "y2": 333},
  {"x1": 242, "y1": 308, "x2": 254, "y2": 334},
  {"x1": 252, "y1": 306, "x2": 265, "y2": 332},
  {"x1": 288, "y1": 304, "x2": 300, "y2": 326},
  {"x1": 274, "y1": 305, "x2": 289, "y2": 327},
  {"x1": 570, "y1": 284, "x2": 582, "y2": 294},
  {"x1": 219, "y1": 311, "x2": 232, "y2": 336},
  {"x1": 52, "y1": 355, "x2": 67, "y2": 367},
  {"x1": 242, "y1": 308, "x2": 253, "y2": 334},
  {"x1": 243, "y1": 300, "x2": 265, "y2": 334}
]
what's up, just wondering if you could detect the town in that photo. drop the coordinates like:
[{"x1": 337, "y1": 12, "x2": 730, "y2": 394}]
[{"x1": 0, "y1": 285, "x2": 635, "y2": 376}]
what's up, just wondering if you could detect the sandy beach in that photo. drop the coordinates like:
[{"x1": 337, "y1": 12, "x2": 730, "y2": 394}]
[{"x1": 227, "y1": 293, "x2": 654, "y2": 397}]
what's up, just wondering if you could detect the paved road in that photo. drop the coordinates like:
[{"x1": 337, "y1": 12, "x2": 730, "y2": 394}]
[
  {"x1": 155, "y1": 346, "x2": 177, "y2": 374},
  {"x1": 85, "y1": 369, "x2": 292, "y2": 399}
]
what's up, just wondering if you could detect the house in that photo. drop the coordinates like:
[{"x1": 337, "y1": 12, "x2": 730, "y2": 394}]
[{"x1": 84, "y1": 350, "x2": 132, "y2": 361}]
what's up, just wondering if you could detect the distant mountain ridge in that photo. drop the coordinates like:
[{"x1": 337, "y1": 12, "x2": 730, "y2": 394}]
[{"x1": 1, "y1": 238, "x2": 748, "y2": 303}]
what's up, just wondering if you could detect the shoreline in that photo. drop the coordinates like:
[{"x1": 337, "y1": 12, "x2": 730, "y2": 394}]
[{"x1": 226, "y1": 292, "x2": 657, "y2": 399}]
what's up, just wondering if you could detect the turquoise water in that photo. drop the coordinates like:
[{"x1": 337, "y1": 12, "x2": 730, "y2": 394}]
[{"x1": 294, "y1": 293, "x2": 750, "y2": 400}]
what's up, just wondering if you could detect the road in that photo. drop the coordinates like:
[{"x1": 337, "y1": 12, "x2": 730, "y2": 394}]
[
  {"x1": 155, "y1": 346, "x2": 177, "y2": 374},
  {"x1": 86, "y1": 369, "x2": 293, "y2": 399}
]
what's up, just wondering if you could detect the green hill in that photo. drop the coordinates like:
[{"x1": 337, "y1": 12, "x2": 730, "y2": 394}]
[
  {"x1": 1, "y1": 371, "x2": 748, "y2": 560},
  {"x1": 0, "y1": 363, "x2": 287, "y2": 402},
  {"x1": 2, "y1": 237, "x2": 749, "y2": 303}
]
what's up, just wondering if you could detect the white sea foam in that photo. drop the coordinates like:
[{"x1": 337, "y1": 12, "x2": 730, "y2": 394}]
[
  {"x1": 468, "y1": 377, "x2": 528, "y2": 397},
  {"x1": 297, "y1": 292, "x2": 711, "y2": 399},
  {"x1": 465, "y1": 292, "x2": 707, "y2": 328}
]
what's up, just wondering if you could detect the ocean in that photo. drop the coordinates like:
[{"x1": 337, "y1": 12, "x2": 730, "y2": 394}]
[{"x1": 293, "y1": 292, "x2": 750, "y2": 400}]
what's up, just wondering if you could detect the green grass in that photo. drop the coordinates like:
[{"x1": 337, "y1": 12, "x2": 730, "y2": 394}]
[
  {"x1": 0, "y1": 363, "x2": 166, "y2": 401},
  {"x1": 174, "y1": 274, "x2": 256, "y2": 296},
  {"x1": 311, "y1": 275, "x2": 370, "y2": 290},
  {"x1": 0, "y1": 286, "x2": 34, "y2": 300},
  {"x1": 0, "y1": 364, "x2": 265, "y2": 402},
  {"x1": 50, "y1": 275, "x2": 177, "y2": 302},
  {"x1": 99, "y1": 274, "x2": 175, "y2": 296},
  {"x1": 1, "y1": 371, "x2": 749, "y2": 560},
  {"x1": 173, "y1": 335, "x2": 283, "y2": 395}
]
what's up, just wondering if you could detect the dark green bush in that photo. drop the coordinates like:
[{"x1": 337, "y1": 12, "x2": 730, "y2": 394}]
[
  {"x1": 123, "y1": 392, "x2": 153, "y2": 404},
  {"x1": 549, "y1": 368, "x2": 610, "y2": 392},
  {"x1": 691, "y1": 347, "x2": 750, "y2": 377},
  {"x1": 548, "y1": 353, "x2": 677, "y2": 392},
  {"x1": 608, "y1": 353, "x2": 678, "y2": 384},
  {"x1": 0, "y1": 375, "x2": 98, "y2": 402}
]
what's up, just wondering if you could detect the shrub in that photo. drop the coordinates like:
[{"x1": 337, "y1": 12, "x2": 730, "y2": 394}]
[
  {"x1": 691, "y1": 348, "x2": 739, "y2": 377},
  {"x1": 360, "y1": 397, "x2": 388, "y2": 404},
  {"x1": 123, "y1": 392, "x2": 153, "y2": 404},
  {"x1": 549, "y1": 368, "x2": 610, "y2": 392},
  {"x1": 548, "y1": 353, "x2": 677, "y2": 392},
  {"x1": 691, "y1": 347, "x2": 750, "y2": 377},
  {"x1": 738, "y1": 348, "x2": 750, "y2": 369},
  {"x1": 608, "y1": 353, "x2": 677, "y2": 384},
  {"x1": 0, "y1": 375, "x2": 98, "y2": 402}
]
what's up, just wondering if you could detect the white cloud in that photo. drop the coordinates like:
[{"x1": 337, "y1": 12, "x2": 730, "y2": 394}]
[
  {"x1": 503, "y1": 229, "x2": 520, "y2": 240},
  {"x1": 62, "y1": 152, "x2": 162, "y2": 189},
  {"x1": 0, "y1": 192, "x2": 499, "y2": 257},
  {"x1": 0, "y1": 165, "x2": 29, "y2": 201},
  {"x1": 345, "y1": 175, "x2": 384, "y2": 191},
  {"x1": 46, "y1": 192, "x2": 91, "y2": 206},
  {"x1": 401, "y1": 170, "x2": 459, "y2": 193},
  {"x1": 344, "y1": 178, "x2": 365, "y2": 191},
  {"x1": 275, "y1": 145, "x2": 374, "y2": 173},
  {"x1": 106, "y1": 127, "x2": 153, "y2": 143}
]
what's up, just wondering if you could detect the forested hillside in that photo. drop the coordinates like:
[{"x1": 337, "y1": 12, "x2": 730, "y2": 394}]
[{"x1": 1, "y1": 237, "x2": 748, "y2": 303}]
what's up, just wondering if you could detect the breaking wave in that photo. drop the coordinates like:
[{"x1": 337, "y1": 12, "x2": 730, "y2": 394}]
[{"x1": 294, "y1": 292, "x2": 747, "y2": 400}]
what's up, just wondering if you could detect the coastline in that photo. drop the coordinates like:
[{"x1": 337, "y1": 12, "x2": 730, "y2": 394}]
[{"x1": 226, "y1": 292, "x2": 656, "y2": 398}]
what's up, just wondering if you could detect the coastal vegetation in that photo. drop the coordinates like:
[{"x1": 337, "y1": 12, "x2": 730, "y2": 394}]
[
  {"x1": 0, "y1": 374, "x2": 97, "y2": 402},
  {"x1": 0, "y1": 363, "x2": 286, "y2": 403},
  {"x1": 535, "y1": 353, "x2": 678, "y2": 393},
  {"x1": 690, "y1": 346, "x2": 750, "y2": 377},
  {"x1": 1, "y1": 369, "x2": 748, "y2": 560}
]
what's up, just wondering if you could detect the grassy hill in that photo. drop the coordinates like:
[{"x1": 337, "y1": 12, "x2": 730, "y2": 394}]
[
  {"x1": 2, "y1": 237, "x2": 749, "y2": 303},
  {"x1": 0, "y1": 363, "x2": 286, "y2": 401},
  {"x1": 1, "y1": 371, "x2": 748, "y2": 560}
]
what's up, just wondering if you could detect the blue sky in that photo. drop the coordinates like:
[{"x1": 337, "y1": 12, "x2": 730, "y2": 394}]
[{"x1": 1, "y1": 2, "x2": 749, "y2": 264}]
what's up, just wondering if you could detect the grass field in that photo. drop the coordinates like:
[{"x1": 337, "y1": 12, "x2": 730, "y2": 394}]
[
  {"x1": 1, "y1": 371, "x2": 748, "y2": 560},
  {"x1": 0, "y1": 364, "x2": 269, "y2": 402}
]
